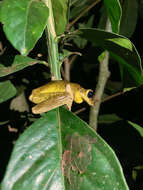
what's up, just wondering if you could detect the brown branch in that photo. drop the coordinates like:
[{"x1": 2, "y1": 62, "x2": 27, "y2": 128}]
[
  {"x1": 102, "y1": 92, "x2": 123, "y2": 103},
  {"x1": 89, "y1": 18, "x2": 112, "y2": 130},
  {"x1": 64, "y1": 58, "x2": 70, "y2": 81},
  {"x1": 63, "y1": 54, "x2": 79, "y2": 81},
  {"x1": 89, "y1": 51, "x2": 110, "y2": 129},
  {"x1": 61, "y1": 66, "x2": 66, "y2": 80},
  {"x1": 66, "y1": 0, "x2": 101, "y2": 31},
  {"x1": 73, "y1": 107, "x2": 86, "y2": 115}
]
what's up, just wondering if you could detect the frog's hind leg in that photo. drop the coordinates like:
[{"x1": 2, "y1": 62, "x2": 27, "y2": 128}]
[{"x1": 32, "y1": 92, "x2": 73, "y2": 114}]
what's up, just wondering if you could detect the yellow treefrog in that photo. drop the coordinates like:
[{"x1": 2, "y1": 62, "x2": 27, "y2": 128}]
[{"x1": 29, "y1": 80, "x2": 94, "y2": 114}]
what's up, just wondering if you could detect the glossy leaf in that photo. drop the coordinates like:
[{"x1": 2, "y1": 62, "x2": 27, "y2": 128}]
[
  {"x1": 52, "y1": 0, "x2": 68, "y2": 35},
  {"x1": 76, "y1": 28, "x2": 143, "y2": 87},
  {"x1": 0, "y1": 81, "x2": 16, "y2": 103},
  {"x1": 0, "y1": 55, "x2": 47, "y2": 77},
  {"x1": 104, "y1": 0, "x2": 122, "y2": 33},
  {"x1": 1, "y1": 0, "x2": 49, "y2": 55},
  {"x1": 1, "y1": 108, "x2": 129, "y2": 190},
  {"x1": 1, "y1": 108, "x2": 65, "y2": 190},
  {"x1": 107, "y1": 38, "x2": 132, "y2": 51},
  {"x1": 120, "y1": 0, "x2": 138, "y2": 37}
]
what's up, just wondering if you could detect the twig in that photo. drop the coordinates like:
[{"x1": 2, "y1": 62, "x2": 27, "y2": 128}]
[
  {"x1": 64, "y1": 57, "x2": 70, "y2": 81},
  {"x1": 73, "y1": 107, "x2": 86, "y2": 115},
  {"x1": 69, "y1": 54, "x2": 78, "y2": 64},
  {"x1": 102, "y1": 92, "x2": 123, "y2": 103},
  {"x1": 63, "y1": 54, "x2": 79, "y2": 81},
  {"x1": 66, "y1": 0, "x2": 101, "y2": 31},
  {"x1": 61, "y1": 66, "x2": 66, "y2": 79}
]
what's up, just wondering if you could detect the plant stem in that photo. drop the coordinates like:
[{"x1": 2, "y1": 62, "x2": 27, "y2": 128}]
[
  {"x1": 89, "y1": 51, "x2": 110, "y2": 130},
  {"x1": 89, "y1": 18, "x2": 111, "y2": 130},
  {"x1": 44, "y1": 0, "x2": 61, "y2": 80}
]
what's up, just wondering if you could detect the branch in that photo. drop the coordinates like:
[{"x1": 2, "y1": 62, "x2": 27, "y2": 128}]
[
  {"x1": 66, "y1": 0, "x2": 101, "y2": 31},
  {"x1": 64, "y1": 58, "x2": 70, "y2": 81},
  {"x1": 89, "y1": 18, "x2": 112, "y2": 130},
  {"x1": 64, "y1": 54, "x2": 79, "y2": 81}
]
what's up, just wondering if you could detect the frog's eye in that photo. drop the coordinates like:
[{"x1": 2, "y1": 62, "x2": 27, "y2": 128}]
[{"x1": 87, "y1": 90, "x2": 94, "y2": 98}]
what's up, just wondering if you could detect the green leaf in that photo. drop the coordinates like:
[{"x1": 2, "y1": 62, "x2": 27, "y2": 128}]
[
  {"x1": 103, "y1": 0, "x2": 122, "y2": 33},
  {"x1": 52, "y1": 0, "x2": 68, "y2": 35},
  {"x1": 2, "y1": 108, "x2": 129, "y2": 190},
  {"x1": 111, "y1": 52, "x2": 143, "y2": 87},
  {"x1": 120, "y1": 0, "x2": 138, "y2": 37},
  {"x1": 98, "y1": 5, "x2": 108, "y2": 30},
  {"x1": 0, "y1": 55, "x2": 48, "y2": 77},
  {"x1": 128, "y1": 121, "x2": 143, "y2": 138},
  {"x1": 107, "y1": 38, "x2": 132, "y2": 51},
  {"x1": 123, "y1": 87, "x2": 136, "y2": 92},
  {"x1": 73, "y1": 16, "x2": 94, "y2": 49},
  {"x1": 76, "y1": 28, "x2": 143, "y2": 87},
  {"x1": 0, "y1": 1, "x2": 2, "y2": 22},
  {"x1": 0, "y1": 80, "x2": 16, "y2": 103},
  {"x1": 1, "y1": 0, "x2": 49, "y2": 55},
  {"x1": 99, "y1": 114, "x2": 121, "y2": 124}
]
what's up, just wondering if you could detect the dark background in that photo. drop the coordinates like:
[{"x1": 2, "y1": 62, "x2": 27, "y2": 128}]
[{"x1": 1, "y1": 1, "x2": 143, "y2": 189}]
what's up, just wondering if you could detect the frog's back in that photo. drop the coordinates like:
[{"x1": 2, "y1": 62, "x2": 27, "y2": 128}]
[
  {"x1": 29, "y1": 80, "x2": 69, "y2": 104},
  {"x1": 33, "y1": 80, "x2": 68, "y2": 94}
]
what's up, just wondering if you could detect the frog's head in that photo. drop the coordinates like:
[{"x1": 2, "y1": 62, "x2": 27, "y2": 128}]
[{"x1": 74, "y1": 88, "x2": 94, "y2": 106}]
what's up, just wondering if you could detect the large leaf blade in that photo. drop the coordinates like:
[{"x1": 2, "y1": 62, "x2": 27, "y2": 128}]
[
  {"x1": 1, "y1": 108, "x2": 129, "y2": 189},
  {"x1": 60, "y1": 108, "x2": 129, "y2": 190},
  {"x1": 0, "y1": 55, "x2": 47, "y2": 77},
  {"x1": 1, "y1": 0, "x2": 49, "y2": 55},
  {"x1": 1, "y1": 109, "x2": 64, "y2": 190},
  {"x1": 76, "y1": 28, "x2": 143, "y2": 87}
]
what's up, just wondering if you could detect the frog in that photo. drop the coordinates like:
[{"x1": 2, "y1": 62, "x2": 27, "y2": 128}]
[{"x1": 29, "y1": 80, "x2": 94, "y2": 114}]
